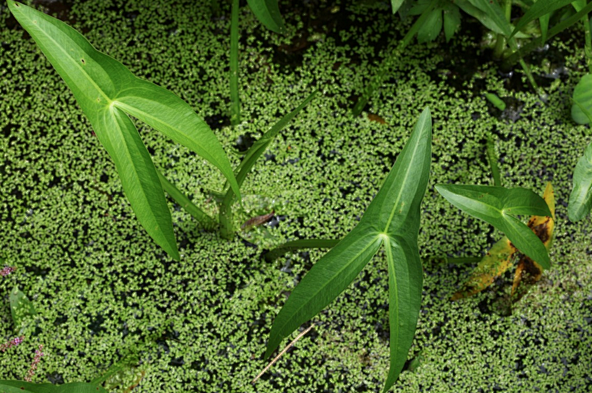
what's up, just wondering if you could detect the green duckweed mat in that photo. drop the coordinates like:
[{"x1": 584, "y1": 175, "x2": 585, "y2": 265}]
[{"x1": 1, "y1": 0, "x2": 591, "y2": 391}]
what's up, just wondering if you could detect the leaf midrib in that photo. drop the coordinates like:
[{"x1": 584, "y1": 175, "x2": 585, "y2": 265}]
[
  {"x1": 20, "y1": 6, "x2": 111, "y2": 104},
  {"x1": 274, "y1": 233, "x2": 380, "y2": 332}
]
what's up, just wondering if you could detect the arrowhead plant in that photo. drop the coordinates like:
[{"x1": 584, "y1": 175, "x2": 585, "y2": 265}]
[
  {"x1": 266, "y1": 107, "x2": 432, "y2": 391},
  {"x1": 7, "y1": 0, "x2": 243, "y2": 260}
]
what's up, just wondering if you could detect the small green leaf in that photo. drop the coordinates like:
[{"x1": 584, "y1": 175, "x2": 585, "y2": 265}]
[
  {"x1": 246, "y1": 0, "x2": 286, "y2": 34},
  {"x1": 9, "y1": 286, "x2": 37, "y2": 332},
  {"x1": 417, "y1": 8, "x2": 443, "y2": 43},
  {"x1": 455, "y1": 0, "x2": 509, "y2": 36},
  {"x1": 485, "y1": 93, "x2": 506, "y2": 111},
  {"x1": 467, "y1": 0, "x2": 513, "y2": 37},
  {"x1": 572, "y1": 74, "x2": 592, "y2": 125},
  {"x1": 510, "y1": 0, "x2": 573, "y2": 39},
  {"x1": 266, "y1": 108, "x2": 432, "y2": 392},
  {"x1": 568, "y1": 139, "x2": 592, "y2": 221},
  {"x1": 443, "y1": 4, "x2": 461, "y2": 42},
  {"x1": 391, "y1": 0, "x2": 405, "y2": 14},
  {"x1": 435, "y1": 185, "x2": 552, "y2": 269}
]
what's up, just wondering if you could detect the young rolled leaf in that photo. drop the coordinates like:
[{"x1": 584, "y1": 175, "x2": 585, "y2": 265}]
[
  {"x1": 266, "y1": 108, "x2": 432, "y2": 392},
  {"x1": 509, "y1": 0, "x2": 574, "y2": 39},
  {"x1": 8, "y1": 0, "x2": 241, "y2": 259},
  {"x1": 246, "y1": 0, "x2": 286, "y2": 34},
  {"x1": 568, "y1": 140, "x2": 592, "y2": 221},
  {"x1": 435, "y1": 185, "x2": 552, "y2": 269}
]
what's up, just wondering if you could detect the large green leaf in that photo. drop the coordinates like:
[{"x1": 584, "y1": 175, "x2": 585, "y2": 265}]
[
  {"x1": 266, "y1": 108, "x2": 432, "y2": 391},
  {"x1": 7, "y1": 0, "x2": 241, "y2": 259},
  {"x1": 0, "y1": 381, "x2": 107, "y2": 393},
  {"x1": 568, "y1": 139, "x2": 592, "y2": 221},
  {"x1": 572, "y1": 74, "x2": 592, "y2": 125},
  {"x1": 246, "y1": 0, "x2": 286, "y2": 34},
  {"x1": 435, "y1": 185, "x2": 552, "y2": 269},
  {"x1": 510, "y1": 0, "x2": 574, "y2": 39}
]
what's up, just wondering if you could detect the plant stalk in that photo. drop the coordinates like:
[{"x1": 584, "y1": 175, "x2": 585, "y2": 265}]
[{"x1": 230, "y1": 0, "x2": 240, "y2": 127}]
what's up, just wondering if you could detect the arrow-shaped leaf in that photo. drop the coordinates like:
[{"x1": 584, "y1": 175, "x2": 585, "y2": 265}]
[
  {"x1": 8, "y1": 0, "x2": 241, "y2": 259},
  {"x1": 266, "y1": 108, "x2": 432, "y2": 391},
  {"x1": 435, "y1": 184, "x2": 552, "y2": 269}
]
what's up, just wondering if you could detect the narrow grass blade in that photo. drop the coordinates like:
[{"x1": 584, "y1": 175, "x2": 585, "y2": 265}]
[
  {"x1": 502, "y1": 2, "x2": 592, "y2": 67},
  {"x1": 455, "y1": 0, "x2": 508, "y2": 36},
  {"x1": 510, "y1": 0, "x2": 574, "y2": 39},
  {"x1": 246, "y1": 0, "x2": 286, "y2": 34},
  {"x1": 568, "y1": 140, "x2": 592, "y2": 221},
  {"x1": 219, "y1": 91, "x2": 317, "y2": 238}
]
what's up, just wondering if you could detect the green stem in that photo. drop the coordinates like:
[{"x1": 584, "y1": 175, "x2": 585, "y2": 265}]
[
  {"x1": 230, "y1": 0, "x2": 240, "y2": 127},
  {"x1": 351, "y1": 0, "x2": 439, "y2": 117},
  {"x1": 583, "y1": 13, "x2": 592, "y2": 73},
  {"x1": 157, "y1": 171, "x2": 217, "y2": 230},
  {"x1": 263, "y1": 239, "x2": 340, "y2": 261},
  {"x1": 218, "y1": 92, "x2": 318, "y2": 240},
  {"x1": 486, "y1": 135, "x2": 502, "y2": 187}
]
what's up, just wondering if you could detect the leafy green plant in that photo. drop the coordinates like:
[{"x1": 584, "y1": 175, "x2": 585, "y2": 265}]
[
  {"x1": 435, "y1": 184, "x2": 553, "y2": 269},
  {"x1": 7, "y1": 0, "x2": 312, "y2": 251},
  {"x1": 266, "y1": 107, "x2": 432, "y2": 392}
]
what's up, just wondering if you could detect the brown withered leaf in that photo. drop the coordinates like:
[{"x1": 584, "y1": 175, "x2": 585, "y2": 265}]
[
  {"x1": 367, "y1": 113, "x2": 388, "y2": 125},
  {"x1": 452, "y1": 182, "x2": 555, "y2": 301},
  {"x1": 241, "y1": 211, "x2": 275, "y2": 231},
  {"x1": 511, "y1": 182, "x2": 555, "y2": 301},
  {"x1": 451, "y1": 237, "x2": 516, "y2": 300}
]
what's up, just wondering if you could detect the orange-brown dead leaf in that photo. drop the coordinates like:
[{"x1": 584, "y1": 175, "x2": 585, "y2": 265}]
[
  {"x1": 367, "y1": 113, "x2": 388, "y2": 125},
  {"x1": 511, "y1": 183, "x2": 555, "y2": 300},
  {"x1": 451, "y1": 237, "x2": 516, "y2": 300}
]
